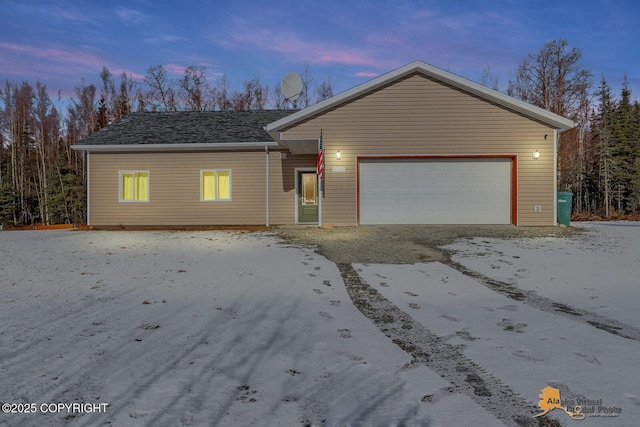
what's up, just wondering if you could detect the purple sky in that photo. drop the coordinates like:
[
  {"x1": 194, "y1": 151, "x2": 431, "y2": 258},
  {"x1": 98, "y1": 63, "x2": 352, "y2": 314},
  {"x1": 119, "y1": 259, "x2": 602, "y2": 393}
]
[{"x1": 1, "y1": 0, "x2": 638, "y2": 105}]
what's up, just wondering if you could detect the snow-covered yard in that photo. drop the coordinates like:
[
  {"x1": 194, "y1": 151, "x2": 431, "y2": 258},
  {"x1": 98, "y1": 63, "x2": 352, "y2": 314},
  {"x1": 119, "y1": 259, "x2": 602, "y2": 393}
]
[{"x1": 0, "y1": 222, "x2": 638, "y2": 426}]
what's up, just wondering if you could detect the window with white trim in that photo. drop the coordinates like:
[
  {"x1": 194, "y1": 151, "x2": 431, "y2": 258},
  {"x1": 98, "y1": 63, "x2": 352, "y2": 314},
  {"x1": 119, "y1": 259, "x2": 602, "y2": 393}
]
[
  {"x1": 201, "y1": 170, "x2": 231, "y2": 201},
  {"x1": 119, "y1": 171, "x2": 149, "y2": 202}
]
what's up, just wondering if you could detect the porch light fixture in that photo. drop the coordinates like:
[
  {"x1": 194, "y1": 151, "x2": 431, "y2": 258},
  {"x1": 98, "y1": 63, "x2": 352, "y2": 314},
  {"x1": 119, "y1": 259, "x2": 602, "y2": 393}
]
[
  {"x1": 533, "y1": 150, "x2": 540, "y2": 160},
  {"x1": 336, "y1": 150, "x2": 341, "y2": 160}
]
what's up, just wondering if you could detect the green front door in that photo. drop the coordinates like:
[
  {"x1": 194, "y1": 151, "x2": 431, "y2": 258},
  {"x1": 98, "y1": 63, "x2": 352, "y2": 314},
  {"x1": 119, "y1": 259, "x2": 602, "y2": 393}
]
[{"x1": 298, "y1": 171, "x2": 319, "y2": 223}]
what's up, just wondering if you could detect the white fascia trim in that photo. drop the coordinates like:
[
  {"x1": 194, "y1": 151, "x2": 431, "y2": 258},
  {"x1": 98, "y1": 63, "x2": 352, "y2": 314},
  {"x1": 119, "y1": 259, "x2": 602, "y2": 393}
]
[
  {"x1": 71, "y1": 141, "x2": 279, "y2": 152},
  {"x1": 265, "y1": 60, "x2": 576, "y2": 133}
]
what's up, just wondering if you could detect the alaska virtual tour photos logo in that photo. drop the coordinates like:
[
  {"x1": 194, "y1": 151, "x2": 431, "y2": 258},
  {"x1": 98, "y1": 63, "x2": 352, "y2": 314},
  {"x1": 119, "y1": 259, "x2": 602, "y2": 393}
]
[{"x1": 534, "y1": 386, "x2": 622, "y2": 421}]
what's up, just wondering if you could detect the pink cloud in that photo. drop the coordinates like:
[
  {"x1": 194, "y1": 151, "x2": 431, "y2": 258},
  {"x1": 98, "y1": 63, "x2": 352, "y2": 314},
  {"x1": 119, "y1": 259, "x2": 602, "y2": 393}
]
[
  {"x1": 0, "y1": 42, "x2": 104, "y2": 69},
  {"x1": 164, "y1": 63, "x2": 187, "y2": 75},
  {"x1": 215, "y1": 23, "x2": 384, "y2": 68},
  {"x1": 112, "y1": 69, "x2": 146, "y2": 80},
  {"x1": 356, "y1": 71, "x2": 378, "y2": 78}
]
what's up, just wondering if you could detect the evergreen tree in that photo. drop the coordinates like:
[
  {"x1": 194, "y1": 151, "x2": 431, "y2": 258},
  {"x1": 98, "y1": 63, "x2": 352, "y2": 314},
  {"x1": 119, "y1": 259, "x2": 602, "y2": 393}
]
[{"x1": 592, "y1": 77, "x2": 618, "y2": 216}]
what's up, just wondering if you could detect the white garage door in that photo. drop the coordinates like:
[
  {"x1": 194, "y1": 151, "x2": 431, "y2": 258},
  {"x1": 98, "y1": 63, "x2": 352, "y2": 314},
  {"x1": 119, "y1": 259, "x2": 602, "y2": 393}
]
[{"x1": 359, "y1": 158, "x2": 511, "y2": 225}]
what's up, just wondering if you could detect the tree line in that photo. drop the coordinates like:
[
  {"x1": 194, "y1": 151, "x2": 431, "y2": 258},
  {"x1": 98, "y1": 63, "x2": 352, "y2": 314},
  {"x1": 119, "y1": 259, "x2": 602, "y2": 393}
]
[
  {"x1": 502, "y1": 39, "x2": 640, "y2": 217},
  {"x1": 1, "y1": 40, "x2": 638, "y2": 226}
]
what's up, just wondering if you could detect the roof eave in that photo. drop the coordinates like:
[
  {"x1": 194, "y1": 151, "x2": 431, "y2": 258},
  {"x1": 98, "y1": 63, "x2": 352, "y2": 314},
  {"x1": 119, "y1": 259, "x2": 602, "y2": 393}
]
[{"x1": 71, "y1": 141, "x2": 279, "y2": 152}]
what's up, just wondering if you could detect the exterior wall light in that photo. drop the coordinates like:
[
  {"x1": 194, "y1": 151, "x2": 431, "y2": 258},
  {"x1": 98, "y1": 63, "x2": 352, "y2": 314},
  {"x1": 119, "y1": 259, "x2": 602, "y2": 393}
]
[
  {"x1": 533, "y1": 150, "x2": 540, "y2": 160},
  {"x1": 336, "y1": 150, "x2": 341, "y2": 160}
]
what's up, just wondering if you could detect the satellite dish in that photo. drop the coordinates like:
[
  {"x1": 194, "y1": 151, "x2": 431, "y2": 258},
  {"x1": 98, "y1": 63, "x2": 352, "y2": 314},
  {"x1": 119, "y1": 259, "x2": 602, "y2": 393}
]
[{"x1": 281, "y1": 72, "x2": 303, "y2": 101}]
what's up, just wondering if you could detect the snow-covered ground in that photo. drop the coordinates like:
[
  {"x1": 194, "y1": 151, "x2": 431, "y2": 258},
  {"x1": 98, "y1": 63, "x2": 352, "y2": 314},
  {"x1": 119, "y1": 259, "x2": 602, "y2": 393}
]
[
  {"x1": 444, "y1": 222, "x2": 640, "y2": 329},
  {"x1": 1, "y1": 230, "x2": 499, "y2": 426},
  {"x1": 0, "y1": 223, "x2": 638, "y2": 426}
]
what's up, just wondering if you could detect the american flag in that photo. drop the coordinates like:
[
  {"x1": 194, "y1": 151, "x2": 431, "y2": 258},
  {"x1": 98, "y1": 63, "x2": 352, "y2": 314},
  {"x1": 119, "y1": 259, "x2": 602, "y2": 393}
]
[{"x1": 317, "y1": 130, "x2": 324, "y2": 180}]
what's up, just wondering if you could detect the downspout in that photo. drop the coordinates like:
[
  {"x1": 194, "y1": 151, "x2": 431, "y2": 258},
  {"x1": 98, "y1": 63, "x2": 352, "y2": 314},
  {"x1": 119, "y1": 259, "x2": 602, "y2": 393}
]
[
  {"x1": 318, "y1": 136, "x2": 322, "y2": 227},
  {"x1": 86, "y1": 151, "x2": 91, "y2": 226},
  {"x1": 553, "y1": 129, "x2": 558, "y2": 226},
  {"x1": 265, "y1": 145, "x2": 269, "y2": 226}
]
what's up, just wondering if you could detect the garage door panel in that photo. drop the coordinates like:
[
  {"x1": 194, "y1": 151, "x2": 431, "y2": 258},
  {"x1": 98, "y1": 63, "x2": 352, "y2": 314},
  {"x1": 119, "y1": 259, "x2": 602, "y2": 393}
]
[{"x1": 360, "y1": 159, "x2": 511, "y2": 225}]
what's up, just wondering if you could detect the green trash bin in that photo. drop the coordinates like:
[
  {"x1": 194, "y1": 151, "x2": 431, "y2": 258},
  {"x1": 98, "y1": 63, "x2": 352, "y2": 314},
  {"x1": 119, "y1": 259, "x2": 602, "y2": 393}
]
[{"x1": 557, "y1": 191, "x2": 573, "y2": 226}]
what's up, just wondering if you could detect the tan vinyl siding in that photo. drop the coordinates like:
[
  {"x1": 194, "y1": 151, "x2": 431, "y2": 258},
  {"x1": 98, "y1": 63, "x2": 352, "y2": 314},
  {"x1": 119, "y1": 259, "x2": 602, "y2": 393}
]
[
  {"x1": 90, "y1": 151, "x2": 269, "y2": 226},
  {"x1": 280, "y1": 74, "x2": 558, "y2": 226},
  {"x1": 267, "y1": 153, "x2": 316, "y2": 224}
]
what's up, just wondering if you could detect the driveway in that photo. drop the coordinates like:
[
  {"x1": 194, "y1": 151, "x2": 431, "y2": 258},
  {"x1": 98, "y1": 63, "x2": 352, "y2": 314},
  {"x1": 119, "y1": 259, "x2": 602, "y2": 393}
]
[
  {"x1": 277, "y1": 223, "x2": 640, "y2": 427},
  {"x1": 275, "y1": 224, "x2": 577, "y2": 264}
]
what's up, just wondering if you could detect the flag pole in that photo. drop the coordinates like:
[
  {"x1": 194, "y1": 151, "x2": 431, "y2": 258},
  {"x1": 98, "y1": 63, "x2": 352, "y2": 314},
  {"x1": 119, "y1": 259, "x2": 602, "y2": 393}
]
[{"x1": 317, "y1": 129, "x2": 324, "y2": 226}]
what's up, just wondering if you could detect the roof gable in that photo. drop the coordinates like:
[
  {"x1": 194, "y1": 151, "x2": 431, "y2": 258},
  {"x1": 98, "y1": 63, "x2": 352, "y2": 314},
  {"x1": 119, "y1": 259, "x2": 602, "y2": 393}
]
[{"x1": 265, "y1": 60, "x2": 576, "y2": 135}]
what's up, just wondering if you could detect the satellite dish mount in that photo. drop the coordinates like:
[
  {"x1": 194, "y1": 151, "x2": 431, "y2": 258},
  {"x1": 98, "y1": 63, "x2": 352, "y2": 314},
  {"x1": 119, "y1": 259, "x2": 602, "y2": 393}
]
[{"x1": 281, "y1": 72, "x2": 303, "y2": 103}]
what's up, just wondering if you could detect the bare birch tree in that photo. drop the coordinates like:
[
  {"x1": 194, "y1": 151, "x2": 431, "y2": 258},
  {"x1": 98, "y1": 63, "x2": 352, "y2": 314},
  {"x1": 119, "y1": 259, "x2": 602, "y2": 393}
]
[
  {"x1": 144, "y1": 65, "x2": 177, "y2": 112},
  {"x1": 508, "y1": 39, "x2": 592, "y2": 192}
]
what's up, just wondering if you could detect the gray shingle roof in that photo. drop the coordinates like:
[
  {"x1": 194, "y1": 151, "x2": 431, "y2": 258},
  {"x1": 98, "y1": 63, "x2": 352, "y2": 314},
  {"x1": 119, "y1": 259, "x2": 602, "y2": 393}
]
[{"x1": 75, "y1": 110, "x2": 294, "y2": 145}]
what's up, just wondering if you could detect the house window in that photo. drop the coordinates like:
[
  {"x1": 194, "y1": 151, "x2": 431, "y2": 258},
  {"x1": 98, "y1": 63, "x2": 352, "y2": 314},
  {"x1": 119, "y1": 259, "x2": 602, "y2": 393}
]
[
  {"x1": 119, "y1": 171, "x2": 149, "y2": 202},
  {"x1": 201, "y1": 170, "x2": 231, "y2": 201}
]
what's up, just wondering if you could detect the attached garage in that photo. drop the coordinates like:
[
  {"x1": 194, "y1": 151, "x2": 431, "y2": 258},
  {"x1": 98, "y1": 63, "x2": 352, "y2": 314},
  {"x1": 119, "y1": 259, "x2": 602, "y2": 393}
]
[
  {"x1": 266, "y1": 61, "x2": 575, "y2": 227},
  {"x1": 359, "y1": 157, "x2": 515, "y2": 225}
]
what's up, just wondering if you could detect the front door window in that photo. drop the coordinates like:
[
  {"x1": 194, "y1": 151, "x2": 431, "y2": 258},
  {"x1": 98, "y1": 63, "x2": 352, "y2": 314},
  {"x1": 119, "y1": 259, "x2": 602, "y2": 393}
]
[
  {"x1": 298, "y1": 172, "x2": 319, "y2": 223},
  {"x1": 301, "y1": 173, "x2": 317, "y2": 205}
]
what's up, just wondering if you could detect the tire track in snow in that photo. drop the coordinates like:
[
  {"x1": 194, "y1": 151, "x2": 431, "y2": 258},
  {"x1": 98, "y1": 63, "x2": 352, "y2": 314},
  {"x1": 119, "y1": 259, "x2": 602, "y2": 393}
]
[
  {"x1": 441, "y1": 253, "x2": 640, "y2": 342},
  {"x1": 337, "y1": 263, "x2": 561, "y2": 427}
]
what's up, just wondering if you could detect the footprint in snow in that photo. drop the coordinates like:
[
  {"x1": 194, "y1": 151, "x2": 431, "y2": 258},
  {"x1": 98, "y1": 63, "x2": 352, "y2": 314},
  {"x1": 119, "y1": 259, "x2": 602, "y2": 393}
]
[
  {"x1": 456, "y1": 331, "x2": 477, "y2": 341},
  {"x1": 330, "y1": 300, "x2": 341, "y2": 307},
  {"x1": 498, "y1": 318, "x2": 527, "y2": 333},
  {"x1": 408, "y1": 303, "x2": 420, "y2": 309},
  {"x1": 338, "y1": 329, "x2": 352, "y2": 338},
  {"x1": 314, "y1": 266, "x2": 321, "y2": 271},
  {"x1": 312, "y1": 289, "x2": 324, "y2": 294},
  {"x1": 404, "y1": 291, "x2": 419, "y2": 297},
  {"x1": 626, "y1": 394, "x2": 640, "y2": 406},
  {"x1": 318, "y1": 311, "x2": 333, "y2": 319},
  {"x1": 513, "y1": 350, "x2": 545, "y2": 362},
  {"x1": 236, "y1": 385, "x2": 257, "y2": 403},
  {"x1": 573, "y1": 352, "x2": 601, "y2": 365},
  {"x1": 440, "y1": 314, "x2": 460, "y2": 322},
  {"x1": 379, "y1": 282, "x2": 389, "y2": 287},
  {"x1": 323, "y1": 280, "x2": 332, "y2": 287},
  {"x1": 496, "y1": 304, "x2": 519, "y2": 312}
]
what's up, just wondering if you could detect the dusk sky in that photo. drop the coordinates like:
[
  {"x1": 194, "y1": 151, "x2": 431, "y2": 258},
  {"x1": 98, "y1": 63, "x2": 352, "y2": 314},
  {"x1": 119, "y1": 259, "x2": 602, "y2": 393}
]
[{"x1": 1, "y1": 0, "x2": 639, "y2": 104}]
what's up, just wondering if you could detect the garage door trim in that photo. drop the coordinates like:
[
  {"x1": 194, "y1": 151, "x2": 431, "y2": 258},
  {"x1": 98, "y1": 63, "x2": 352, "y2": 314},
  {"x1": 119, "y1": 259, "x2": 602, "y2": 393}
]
[{"x1": 356, "y1": 155, "x2": 518, "y2": 225}]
